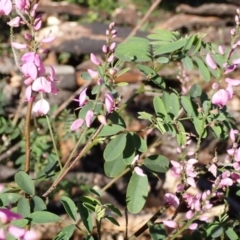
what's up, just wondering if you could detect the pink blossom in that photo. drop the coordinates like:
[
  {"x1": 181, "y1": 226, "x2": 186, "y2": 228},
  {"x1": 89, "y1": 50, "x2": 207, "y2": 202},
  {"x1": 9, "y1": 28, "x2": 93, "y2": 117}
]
[
  {"x1": 230, "y1": 129, "x2": 238, "y2": 142},
  {"x1": 107, "y1": 54, "x2": 114, "y2": 63},
  {"x1": 224, "y1": 65, "x2": 237, "y2": 74},
  {"x1": 105, "y1": 93, "x2": 114, "y2": 113},
  {"x1": 8, "y1": 226, "x2": 38, "y2": 240},
  {"x1": 212, "y1": 89, "x2": 231, "y2": 108},
  {"x1": 11, "y1": 42, "x2": 27, "y2": 49},
  {"x1": 24, "y1": 33, "x2": 33, "y2": 40},
  {"x1": 90, "y1": 53, "x2": 101, "y2": 66},
  {"x1": 32, "y1": 76, "x2": 52, "y2": 93},
  {"x1": 208, "y1": 163, "x2": 217, "y2": 177},
  {"x1": 189, "y1": 223, "x2": 198, "y2": 230},
  {"x1": 170, "y1": 160, "x2": 182, "y2": 177},
  {"x1": 162, "y1": 220, "x2": 178, "y2": 228},
  {"x1": 109, "y1": 42, "x2": 116, "y2": 51},
  {"x1": 206, "y1": 54, "x2": 217, "y2": 69},
  {"x1": 21, "y1": 62, "x2": 38, "y2": 80},
  {"x1": 30, "y1": 3, "x2": 38, "y2": 17},
  {"x1": 186, "y1": 210, "x2": 194, "y2": 219},
  {"x1": 164, "y1": 193, "x2": 179, "y2": 208},
  {"x1": 34, "y1": 15, "x2": 42, "y2": 30},
  {"x1": 177, "y1": 183, "x2": 185, "y2": 192},
  {"x1": 225, "y1": 77, "x2": 240, "y2": 86},
  {"x1": 235, "y1": 148, "x2": 240, "y2": 162},
  {"x1": 87, "y1": 69, "x2": 98, "y2": 79},
  {"x1": 0, "y1": 0, "x2": 12, "y2": 16},
  {"x1": 32, "y1": 99, "x2": 50, "y2": 115},
  {"x1": 220, "y1": 177, "x2": 233, "y2": 187},
  {"x1": 98, "y1": 115, "x2": 107, "y2": 125},
  {"x1": 41, "y1": 36, "x2": 56, "y2": 43},
  {"x1": 102, "y1": 45, "x2": 108, "y2": 53},
  {"x1": 70, "y1": 119, "x2": 84, "y2": 131},
  {"x1": 131, "y1": 154, "x2": 139, "y2": 165},
  {"x1": 85, "y1": 110, "x2": 94, "y2": 127},
  {"x1": 212, "y1": 83, "x2": 219, "y2": 89},
  {"x1": 187, "y1": 177, "x2": 196, "y2": 188},
  {"x1": 15, "y1": 0, "x2": 27, "y2": 10},
  {"x1": 25, "y1": 85, "x2": 32, "y2": 101},
  {"x1": 7, "y1": 16, "x2": 21, "y2": 27},
  {"x1": 75, "y1": 88, "x2": 87, "y2": 107},
  {"x1": 218, "y1": 45, "x2": 224, "y2": 55},
  {"x1": 134, "y1": 166, "x2": 146, "y2": 176},
  {"x1": 0, "y1": 208, "x2": 22, "y2": 224}
]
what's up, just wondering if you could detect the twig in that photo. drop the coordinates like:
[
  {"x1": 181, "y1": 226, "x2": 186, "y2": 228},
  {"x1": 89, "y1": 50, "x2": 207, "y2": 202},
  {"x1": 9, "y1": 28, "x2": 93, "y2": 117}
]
[
  {"x1": 50, "y1": 80, "x2": 92, "y2": 119},
  {"x1": 24, "y1": 101, "x2": 33, "y2": 174},
  {"x1": 125, "y1": 0, "x2": 162, "y2": 40}
]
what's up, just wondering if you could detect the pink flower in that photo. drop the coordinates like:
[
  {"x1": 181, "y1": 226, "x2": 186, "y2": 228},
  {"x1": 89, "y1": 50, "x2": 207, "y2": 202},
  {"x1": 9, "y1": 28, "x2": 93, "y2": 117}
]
[
  {"x1": 8, "y1": 226, "x2": 38, "y2": 240},
  {"x1": 0, "y1": 208, "x2": 22, "y2": 224},
  {"x1": 109, "y1": 42, "x2": 116, "y2": 51},
  {"x1": 218, "y1": 45, "x2": 224, "y2": 55},
  {"x1": 102, "y1": 45, "x2": 108, "y2": 53},
  {"x1": 98, "y1": 115, "x2": 107, "y2": 125},
  {"x1": 105, "y1": 93, "x2": 114, "y2": 113},
  {"x1": 189, "y1": 223, "x2": 198, "y2": 230},
  {"x1": 212, "y1": 83, "x2": 219, "y2": 90},
  {"x1": 11, "y1": 42, "x2": 27, "y2": 49},
  {"x1": 90, "y1": 53, "x2": 101, "y2": 66},
  {"x1": 32, "y1": 76, "x2": 52, "y2": 93},
  {"x1": 75, "y1": 88, "x2": 87, "y2": 106},
  {"x1": 206, "y1": 54, "x2": 217, "y2": 69},
  {"x1": 70, "y1": 119, "x2": 84, "y2": 131},
  {"x1": 162, "y1": 220, "x2": 178, "y2": 228},
  {"x1": 170, "y1": 160, "x2": 182, "y2": 177},
  {"x1": 34, "y1": 15, "x2": 42, "y2": 31},
  {"x1": 87, "y1": 69, "x2": 98, "y2": 79},
  {"x1": 164, "y1": 193, "x2": 179, "y2": 208},
  {"x1": 224, "y1": 65, "x2": 237, "y2": 74},
  {"x1": 7, "y1": 16, "x2": 21, "y2": 27},
  {"x1": 187, "y1": 177, "x2": 196, "y2": 188},
  {"x1": 225, "y1": 77, "x2": 240, "y2": 86},
  {"x1": 0, "y1": 0, "x2": 12, "y2": 16},
  {"x1": 107, "y1": 54, "x2": 114, "y2": 63},
  {"x1": 22, "y1": 62, "x2": 38, "y2": 80},
  {"x1": 41, "y1": 36, "x2": 56, "y2": 43},
  {"x1": 186, "y1": 210, "x2": 194, "y2": 219},
  {"x1": 134, "y1": 166, "x2": 146, "y2": 176},
  {"x1": 25, "y1": 85, "x2": 32, "y2": 101},
  {"x1": 15, "y1": 0, "x2": 27, "y2": 10},
  {"x1": 229, "y1": 129, "x2": 238, "y2": 142},
  {"x1": 208, "y1": 163, "x2": 217, "y2": 177},
  {"x1": 85, "y1": 110, "x2": 94, "y2": 127},
  {"x1": 212, "y1": 89, "x2": 231, "y2": 108},
  {"x1": 32, "y1": 99, "x2": 50, "y2": 115}
]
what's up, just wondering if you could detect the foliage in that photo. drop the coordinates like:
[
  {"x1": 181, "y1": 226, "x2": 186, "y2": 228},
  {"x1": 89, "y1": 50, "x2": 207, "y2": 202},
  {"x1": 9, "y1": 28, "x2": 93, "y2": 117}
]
[{"x1": 1, "y1": 1, "x2": 240, "y2": 240}]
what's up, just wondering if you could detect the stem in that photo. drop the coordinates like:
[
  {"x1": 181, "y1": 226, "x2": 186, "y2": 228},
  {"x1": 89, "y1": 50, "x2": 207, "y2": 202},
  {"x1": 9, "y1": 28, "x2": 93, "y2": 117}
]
[
  {"x1": 24, "y1": 101, "x2": 33, "y2": 174},
  {"x1": 45, "y1": 115, "x2": 62, "y2": 169},
  {"x1": 96, "y1": 219, "x2": 102, "y2": 240},
  {"x1": 128, "y1": 204, "x2": 170, "y2": 240}
]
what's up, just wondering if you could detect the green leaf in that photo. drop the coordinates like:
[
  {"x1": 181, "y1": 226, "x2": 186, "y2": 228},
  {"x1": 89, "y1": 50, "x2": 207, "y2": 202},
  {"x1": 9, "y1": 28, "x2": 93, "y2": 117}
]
[
  {"x1": 115, "y1": 37, "x2": 151, "y2": 62},
  {"x1": 105, "y1": 215, "x2": 120, "y2": 226},
  {"x1": 183, "y1": 35, "x2": 196, "y2": 51},
  {"x1": 170, "y1": 93, "x2": 180, "y2": 116},
  {"x1": 225, "y1": 227, "x2": 239, "y2": 240},
  {"x1": 182, "y1": 56, "x2": 193, "y2": 70},
  {"x1": 193, "y1": 56, "x2": 210, "y2": 81},
  {"x1": 0, "y1": 193, "x2": 20, "y2": 206},
  {"x1": 138, "y1": 112, "x2": 153, "y2": 121},
  {"x1": 14, "y1": 171, "x2": 35, "y2": 195},
  {"x1": 136, "y1": 64, "x2": 163, "y2": 87},
  {"x1": 98, "y1": 124, "x2": 125, "y2": 137},
  {"x1": 54, "y1": 224, "x2": 75, "y2": 240},
  {"x1": 153, "y1": 96, "x2": 167, "y2": 118},
  {"x1": 116, "y1": 67, "x2": 131, "y2": 78},
  {"x1": 60, "y1": 196, "x2": 77, "y2": 222},
  {"x1": 149, "y1": 224, "x2": 166, "y2": 240},
  {"x1": 122, "y1": 133, "x2": 135, "y2": 165},
  {"x1": 181, "y1": 96, "x2": 197, "y2": 117},
  {"x1": 81, "y1": 72, "x2": 91, "y2": 81},
  {"x1": 191, "y1": 38, "x2": 202, "y2": 55},
  {"x1": 104, "y1": 203, "x2": 122, "y2": 217},
  {"x1": 190, "y1": 84, "x2": 202, "y2": 98},
  {"x1": 144, "y1": 155, "x2": 169, "y2": 173},
  {"x1": 132, "y1": 133, "x2": 148, "y2": 152},
  {"x1": 103, "y1": 133, "x2": 127, "y2": 162},
  {"x1": 147, "y1": 29, "x2": 176, "y2": 42},
  {"x1": 193, "y1": 117, "x2": 207, "y2": 138},
  {"x1": 154, "y1": 39, "x2": 186, "y2": 55},
  {"x1": 104, "y1": 155, "x2": 127, "y2": 177},
  {"x1": 156, "y1": 57, "x2": 169, "y2": 63},
  {"x1": 155, "y1": 118, "x2": 166, "y2": 134},
  {"x1": 109, "y1": 111, "x2": 126, "y2": 127},
  {"x1": 77, "y1": 202, "x2": 93, "y2": 233},
  {"x1": 126, "y1": 172, "x2": 148, "y2": 213},
  {"x1": 91, "y1": 85, "x2": 100, "y2": 95},
  {"x1": 176, "y1": 121, "x2": 187, "y2": 146},
  {"x1": 211, "y1": 225, "x2": 223, "y2": 238},
  {"x1": 11, "y1": 219, "x2": 28, "y2": 228},
  {"x1": 29, "y1": 211, "x2": 61, "y2": 223},
  {"x1": 31, "y1": 196, "x2": 46, "y2": 211},
  {"x1": 210, "y1": 125, "x2": 222, "y2": 139},
  {"x1": 17, "y1": 197, "x2": 30, "y2": 217}
]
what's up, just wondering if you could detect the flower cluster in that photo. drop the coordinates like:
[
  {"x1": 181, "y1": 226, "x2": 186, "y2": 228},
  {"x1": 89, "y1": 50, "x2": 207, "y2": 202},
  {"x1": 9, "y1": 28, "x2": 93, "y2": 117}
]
[
  {"x1": 0, "y1": 208, "x2": 38, "y2": 240},
  {"x1": 4, "y1": 0, "x2": 57, "y2": 115},
  {"x1": 206, "y1": 9, "x2": 240, "y2": 108},
  {"x1": 70, "y1": 22, "x2": 117, "y2": 131}
]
